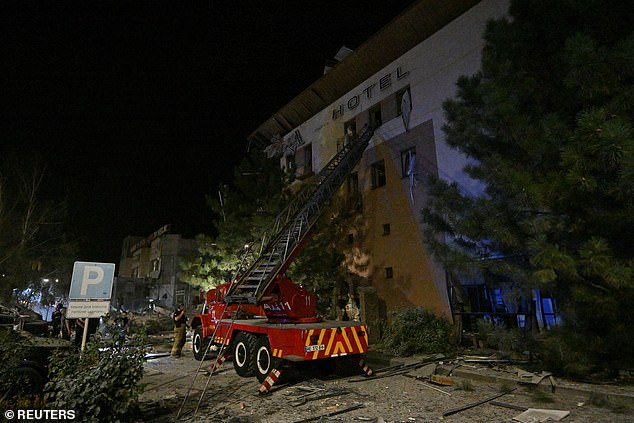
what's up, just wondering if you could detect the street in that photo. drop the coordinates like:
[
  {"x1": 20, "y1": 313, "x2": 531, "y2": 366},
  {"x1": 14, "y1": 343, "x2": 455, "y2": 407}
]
[{"x1": 137, "y1": 341, "x2": 633, "y2": 422}]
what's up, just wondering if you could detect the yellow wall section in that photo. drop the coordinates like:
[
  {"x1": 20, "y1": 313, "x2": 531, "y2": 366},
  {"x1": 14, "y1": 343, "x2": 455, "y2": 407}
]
[{"x1": 360, "y1": 134, "x2": 450, "y2": 320}]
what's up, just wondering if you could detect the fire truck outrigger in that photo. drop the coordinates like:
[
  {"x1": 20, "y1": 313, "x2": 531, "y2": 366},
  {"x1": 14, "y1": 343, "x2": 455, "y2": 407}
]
[{"x1": 189, "y1": 126, "x2": 375, "y2": 392}]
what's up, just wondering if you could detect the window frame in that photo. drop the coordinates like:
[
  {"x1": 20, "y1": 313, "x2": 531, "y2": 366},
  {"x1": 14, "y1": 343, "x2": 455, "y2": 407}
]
[
  {"x1": 302, "y1": 143, "x2": 312, "y2": 174},
  {"x1": 371, "y1": 160, "x2": 386, "y2": 189},
  {"x1": 385, "y1": 267, "x2": 393, "y2": 279},
  {"x1": 400, "y1": 147, "x2": 416, "y2": 178},
  {"x1": 369, "y1": 104, "x2": 382, "y2": 129},
  {"x1": 396, "y1": 86, "x2": 411, "y2": 116}
]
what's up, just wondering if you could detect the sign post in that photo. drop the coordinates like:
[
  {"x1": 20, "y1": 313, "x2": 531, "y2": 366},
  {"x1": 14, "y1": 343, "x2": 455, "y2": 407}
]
[{"x1": 67, "y1": 261, "x2": 115, "y2": 351}]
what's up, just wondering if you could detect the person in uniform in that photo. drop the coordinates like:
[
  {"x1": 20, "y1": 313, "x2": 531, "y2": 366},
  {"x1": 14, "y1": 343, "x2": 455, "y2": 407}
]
[{"x1": 171, "y1": 304, "x2": 187, "y2": 358}]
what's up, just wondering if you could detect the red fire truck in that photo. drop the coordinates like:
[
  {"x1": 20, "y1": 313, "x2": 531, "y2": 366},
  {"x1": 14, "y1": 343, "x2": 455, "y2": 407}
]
[{"x1": 190, "y1": 126, "x2": 374, "y2": 390}]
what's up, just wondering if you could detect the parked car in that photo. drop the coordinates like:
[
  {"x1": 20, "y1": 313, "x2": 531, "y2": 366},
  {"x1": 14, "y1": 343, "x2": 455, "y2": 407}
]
[
  {"x1": 14, "y1": 330, "x2": 74, "y2": 393},
  {"x1": 1, "y1": 303, "x2": 74, "y2": 394}
]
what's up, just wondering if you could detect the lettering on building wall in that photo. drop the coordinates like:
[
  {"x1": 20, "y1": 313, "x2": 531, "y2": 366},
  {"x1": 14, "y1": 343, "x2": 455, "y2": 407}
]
[
  {"x1": 129, "y1": 224, "x2": 170, "y2": 254},
  {"x1": 332, "y1": 65, "x2": 409, "y2": 120}
]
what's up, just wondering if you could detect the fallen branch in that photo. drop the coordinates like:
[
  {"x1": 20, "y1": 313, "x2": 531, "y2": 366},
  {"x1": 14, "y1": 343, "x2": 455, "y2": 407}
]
[
  {"x1": 419, "y1": 381, "x2": 452, "y2": 396},
  {"x1": 349, "y1": 356, "x2": 441, "y2": 382},
  {"x1": 442, "y1": 388, "x2": 517, "y2": 417},
  {"x1": 291, "y1": 403, "x2": 364, "y2": 423},
  {"x1": 402, "y1": 374, "x2": 452, "y2": 396},
  {"x1": 290, "y1": 389, "x2": 351, "y2": 407}
]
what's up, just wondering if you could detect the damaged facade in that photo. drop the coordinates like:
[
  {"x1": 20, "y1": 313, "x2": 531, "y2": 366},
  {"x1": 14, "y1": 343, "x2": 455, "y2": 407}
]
[
  {"x1": 115, "y1": 225, "x2": 199, "y2": 311},
  {"x1": 249, "y1": 0, "x2": 558, "y2": 337}
]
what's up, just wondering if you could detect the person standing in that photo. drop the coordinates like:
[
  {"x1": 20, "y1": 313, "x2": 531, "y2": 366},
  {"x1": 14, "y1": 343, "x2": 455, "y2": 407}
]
[
  {"x1": 171, "y1": 304, "x2": 187, "y2": 358},
  {"x1": 50, "y1": 303, "x2": 63, "y2": 337},
  {"x1": 74, "y1": 317, "x2": 99, "y2": 345},
  {"x1": 62, "y1": 310, "x2": 72, "y2": 341},
  {"x1": 120, "y1": 311, "x2": 129, "y2": 335},
  {"x1": 74, "y1": 317, "x2": 85, "y2": 345}
]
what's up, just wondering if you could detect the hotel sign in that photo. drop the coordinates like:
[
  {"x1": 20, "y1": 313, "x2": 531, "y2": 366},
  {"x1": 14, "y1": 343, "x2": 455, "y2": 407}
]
[{"x1": 331, "y1": 65, "x2": 409, "y2": 121}]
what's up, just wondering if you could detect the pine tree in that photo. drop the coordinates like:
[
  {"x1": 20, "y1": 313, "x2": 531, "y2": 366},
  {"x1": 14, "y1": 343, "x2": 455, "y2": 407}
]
[
  {"x1": 423, "y1": 0, "x2": 634, "y2": 376},
  {"x1": 180, "y1": 148, "x2": 286, "y2": 291}
]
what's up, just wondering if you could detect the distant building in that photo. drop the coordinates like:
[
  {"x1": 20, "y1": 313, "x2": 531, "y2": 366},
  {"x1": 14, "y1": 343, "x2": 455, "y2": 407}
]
[
  {"x1": 115, "y1": 225, "x2": 199, "y2": 312},
  {"x1": 249, "y1": 0, "x2": 558, "y2": 338}
]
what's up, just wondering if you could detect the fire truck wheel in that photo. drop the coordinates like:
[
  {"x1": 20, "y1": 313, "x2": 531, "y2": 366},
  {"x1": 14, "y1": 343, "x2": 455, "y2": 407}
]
[
  {"x1": 192, "y1": 327, "x2": 212, "y2": 361},
  {"x1": 232, "y1": 332, "x2": 256, "y2": 377},
  {"x1": 15, "y1": 365, "x2": 46, "y2": 394},
  {"x1": 254, "y1": 336, "x2": 272, "y2": 383}
]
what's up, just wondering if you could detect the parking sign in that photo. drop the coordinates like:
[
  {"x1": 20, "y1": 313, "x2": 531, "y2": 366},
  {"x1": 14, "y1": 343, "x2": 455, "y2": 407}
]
[{"x1": 69, "y1": 261, "x2": 115, "y2": 300}]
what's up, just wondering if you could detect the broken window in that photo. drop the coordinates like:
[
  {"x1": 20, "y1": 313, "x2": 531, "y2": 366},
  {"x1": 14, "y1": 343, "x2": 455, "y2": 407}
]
[{"x1": 401, "y1": 147, "x2": 416, "y2": 178}]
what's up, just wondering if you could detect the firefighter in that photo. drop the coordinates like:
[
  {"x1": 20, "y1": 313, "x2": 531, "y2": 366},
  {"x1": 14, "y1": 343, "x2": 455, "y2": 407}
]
[{"x1": 171, "y1": 304, "x2": 187, "y2": 358}]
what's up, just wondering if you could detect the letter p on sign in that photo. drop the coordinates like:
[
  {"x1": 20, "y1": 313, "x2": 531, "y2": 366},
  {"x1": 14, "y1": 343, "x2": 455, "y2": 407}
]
[
  {"x1": 69, "y1": 261, "x2": 115, "y2": 300},
  {"x1": 80, "y1": 266, "x2": 104, "y2": 295}
]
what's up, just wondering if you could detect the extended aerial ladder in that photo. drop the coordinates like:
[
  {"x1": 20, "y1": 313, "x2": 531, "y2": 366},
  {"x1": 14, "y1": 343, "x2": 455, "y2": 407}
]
[{"x1": 224, "y1": 124, "x2": 374, "y2": 309}]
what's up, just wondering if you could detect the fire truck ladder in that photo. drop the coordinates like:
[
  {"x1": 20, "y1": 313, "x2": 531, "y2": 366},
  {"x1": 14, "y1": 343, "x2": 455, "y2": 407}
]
[
  {"x1": 177, "y1": 250, "x2": 253, "y2": 420},
  {"x1": 224, "y1": 125, "x2": 374, "y2": 305},
  {"x1": 176, "y1": 305, "x2": 239, "y2": 420}
]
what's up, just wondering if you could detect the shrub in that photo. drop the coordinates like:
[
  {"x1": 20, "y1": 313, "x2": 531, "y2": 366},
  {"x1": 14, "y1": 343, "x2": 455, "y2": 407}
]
[
  {"x1": 381, "y1": 307, "x2": 454, "y2": 356},
  {"x1": 538, "y1": 326, "x2": 607, "y2": 379},
  {"x1": 0, "y1": 329, "x2": 28, "y2": 407},
  {"x1": 44, "y1": 327, "x2": 145, "y2": 422},
  {"x1": 476, "y1": 319, "x2": 536, "y2": 356}
]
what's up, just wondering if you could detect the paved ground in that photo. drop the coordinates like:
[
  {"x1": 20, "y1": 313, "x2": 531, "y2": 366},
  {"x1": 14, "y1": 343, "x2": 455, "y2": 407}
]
[{"x1": 136, "y1": 336, "x2": 634, "y2": 422}]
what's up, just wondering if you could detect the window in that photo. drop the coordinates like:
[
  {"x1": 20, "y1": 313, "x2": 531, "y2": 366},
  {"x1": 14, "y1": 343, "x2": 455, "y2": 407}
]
[
  {"x1": 401, "y1": 148, "x2": 416, "y2": 178},
  {"x1": 396, "y1": 87, "x2": 411, "y2": 116},
  {"x1": 369, "y1": 105, "x2": 382, "y2": 129},
  {"x1": 541, "y1": 297, "x2": 559, "y2": 328},
  {"x1": 382, "y1": 223, "x2": 391, "y2": 235},
  {"x1": 303, "y1": 144, "x2": 312, "y2": 174},
  {"x1": 464, "y1": 285, "x2": 492, "y2": 313},
  {"x1": 385, "y1": 267, "x2": 393, "y2": 279},
  {"x1": 371, "y1": 160, "x2": 386, "y2": 188}
]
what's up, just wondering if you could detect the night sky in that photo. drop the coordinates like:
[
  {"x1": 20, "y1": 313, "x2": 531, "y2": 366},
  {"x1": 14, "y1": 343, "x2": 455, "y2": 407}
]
[{"x1": 2, "y1": 1, "x2": 416, "y2": 264}]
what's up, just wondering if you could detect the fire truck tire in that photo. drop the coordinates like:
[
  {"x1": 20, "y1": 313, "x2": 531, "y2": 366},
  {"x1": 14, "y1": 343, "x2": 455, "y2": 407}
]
[
  {"x1": 15, "y1": 365, "x2": 46, "y2": 394},
  {"x1": 192, "y1": 327, "x2": 212, "y2": 361},
  {"x1": 232, "y1": 332, "x2": 256, "y2": 377},
  {"x1": 254, "y1": 336, "x2": 273, "y2": 383}
]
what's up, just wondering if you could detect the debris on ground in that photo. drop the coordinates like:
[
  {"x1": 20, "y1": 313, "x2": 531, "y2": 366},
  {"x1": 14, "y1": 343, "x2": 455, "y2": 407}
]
[
  {"x1": 512, "y1": 408, "x2": 570, "y2": 422},
  {"x1": 442, "y1": 388, "x2": 517, "y2": 417}
]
